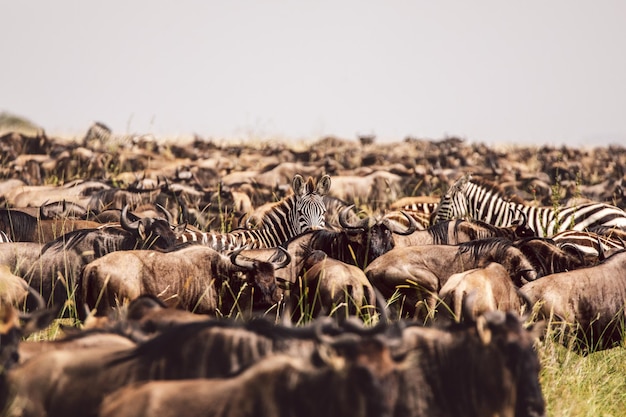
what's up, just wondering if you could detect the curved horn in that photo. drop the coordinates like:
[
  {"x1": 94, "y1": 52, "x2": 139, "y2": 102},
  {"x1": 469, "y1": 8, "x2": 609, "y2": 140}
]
[
  {"x1": 387, "y1": 211, "x2": 418, "y2": 235},
  {"x1": 39, "y1": 201, "x2": 48, "y2": 220},
  {"x1": 271, "y1": 246, "x2": 291, "y2": 270},
  {"x1": 156, "y1": 203, "x2": 174, "y2": 224},
  {"x1": 339, "y1": 205, "x2": 369, "y2": 231},
  {"x1": 120, "y1": 205, "x2": 139, "y2": 231},
  {"x1": 17, "y1": 284, "x2": 47, "y2": 320},
  {"x1": 230, "y1": 247, "x2": 256, "y2": 270},
  {"x1": 313, "y1": 316, "x2": 361, "y2": 348}
]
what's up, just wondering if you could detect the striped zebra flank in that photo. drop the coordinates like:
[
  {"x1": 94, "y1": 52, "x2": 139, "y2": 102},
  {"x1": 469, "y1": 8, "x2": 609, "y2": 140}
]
[
  {"x1": 177, "y1": 174, "x2": 331, "y2": 251},
  {"x1": 389, "y1": 196, "x2": 441, "y2": 228},
  {"x1": 432, "y1": 174, "x2": 626, "y2": 237},
  {"x1": 82, "y1": 121, "x2": 155, "y2": 149},
  {"x1": 551, "y1": 229, "x2": 626, "y2": 259}
]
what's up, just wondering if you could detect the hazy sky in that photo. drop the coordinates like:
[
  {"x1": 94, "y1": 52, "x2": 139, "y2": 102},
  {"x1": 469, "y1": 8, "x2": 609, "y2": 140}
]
[{"x1": 2, "y1": 1, "x2": 626, "y2": 147}]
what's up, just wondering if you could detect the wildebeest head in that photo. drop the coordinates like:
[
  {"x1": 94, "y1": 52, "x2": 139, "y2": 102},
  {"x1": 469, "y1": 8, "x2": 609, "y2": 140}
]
[
  {"x1": 0, "y1": 289, "x2": 56, "y2": 371},
  {"x1": 474, "y1": 311, "x2": 546, "y2": 417},
  {"x1": 229, "y1": 246, "x2": 291, "y2": 309},
  {"x1": 513, "y1": 236, "x2": 586, "y2": 276},
  {"x1": 338, "y1": 205, "x2": 418, "y2": 263},
  {"x1": 393, "y1": 309, "x2": 545, "y2": 417},
  {"x1": 119, "y1": 205, "x2": 178, "y2": 249}
]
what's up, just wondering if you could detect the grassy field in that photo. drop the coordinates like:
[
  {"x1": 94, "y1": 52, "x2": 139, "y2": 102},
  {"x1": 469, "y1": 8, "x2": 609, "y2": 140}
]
[
  {"x1": 538, "y1": 326, "x2": 626, "y2": 417},
  {"x1": 27, "y1": 298, "x2": 626, "y2": 417},
  {"x1": 5, "y1": 122, "x2": 625, "y2": 416}
]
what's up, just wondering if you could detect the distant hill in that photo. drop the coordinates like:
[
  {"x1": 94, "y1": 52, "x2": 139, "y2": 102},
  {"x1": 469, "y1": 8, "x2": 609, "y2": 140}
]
[{"x1": 0, "y1": 111, "x2": 43, "y2": 136}]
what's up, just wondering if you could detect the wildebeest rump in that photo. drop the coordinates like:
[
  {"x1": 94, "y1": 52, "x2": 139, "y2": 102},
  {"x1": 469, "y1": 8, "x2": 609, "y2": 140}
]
[
  {"x1": 365, "y1": 238, "x2": 538, "y2": 319},
  {"x1": 521, "y1": 249, "x2": 626, "y2": 352}
]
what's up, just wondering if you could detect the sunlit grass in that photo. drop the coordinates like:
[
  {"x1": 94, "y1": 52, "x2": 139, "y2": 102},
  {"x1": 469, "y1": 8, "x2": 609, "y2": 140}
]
[{"x1": 537, "y1": 321, "x2": 626, "y2": 417}]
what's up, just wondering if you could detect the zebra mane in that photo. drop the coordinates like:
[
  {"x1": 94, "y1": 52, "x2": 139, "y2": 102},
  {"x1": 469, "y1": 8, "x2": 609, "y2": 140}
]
[{"x1": 465, "y1": 176, "x2": 527, "y2": 205}]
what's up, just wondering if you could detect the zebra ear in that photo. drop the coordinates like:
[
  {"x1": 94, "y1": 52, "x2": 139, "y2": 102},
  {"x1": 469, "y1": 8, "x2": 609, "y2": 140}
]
[
  {"x1": 292, "y1": 174, "x2": 305, "y2": 196},
  {"x1": 452, "y1": 173, "x2": 471, "y2": 191},
  {"x1": 316, "y1": 175, "x2": 331, "y2": 196}
]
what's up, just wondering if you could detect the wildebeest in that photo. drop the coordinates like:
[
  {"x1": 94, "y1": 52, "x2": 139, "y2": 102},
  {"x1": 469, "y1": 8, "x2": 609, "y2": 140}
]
[
  {"x1": 97, "y1": 336, "x2": 398, "y2": 417},
  {"x1": 512, "y1": 236, "x2": 587, "y2": 276},
  {"x1": 393, "y1": 311, "x2": 546, "y2": 417},
  {"x1": 0, "y1": 241, "x2": 45, "y2": 280},
  {"x1": 2, "y1": 308, "x2": 545, "y2": 417},
  {"x1": 23, "y1": 205, "x2": 181, "y2": 308},
  {"x1": 1, "y1": 304, "x2": 56, "y2": 364},
  {"x1": 393, "y1": 217, "x2": 535, "y2": 248},
  {"x1": 327, "y1": 170, "x2": 405, "y2": 213},
  {"x1": 310, "y1": 205, "x2": 417, "y2": 268},
  {"x1": 0, "y1": 208, "x2": 101, "y2": 243},
  {"x1": 79, "y1": 245, "x2": 290, "y2": 318},
  {"x1": 38, "y1": 199, "x2": 90, "y2": 220},
  {"x1": 0, "y1": 265, "x2": 44, "y2": 311},
  {"x1": 292, "y1": 249, "x2": 377, "y2": 320},
  {"x1": 520, "y1": 249, "x2": 626, "y2": 352},
  {"x1": 0, "y1": 294, "x2": 57, "y2": 415},
  {"x1": 438, "y1": 263, "x2": 531, "y2": 322},
  {"x1": 120, "y1": 294, "x2": 213, "y2": 336},
  {"x1": 1, "y1": 317, "x2": 326, "y2": 417},
  {"x1": 365, "y1": 238, "x2": 538, "y2": 319},
  {"x1": 16, "y1": 323, "x2": 138, "y2": 366}
]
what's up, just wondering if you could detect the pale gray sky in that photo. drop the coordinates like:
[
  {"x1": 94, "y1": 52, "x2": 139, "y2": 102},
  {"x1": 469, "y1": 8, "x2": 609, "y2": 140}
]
[{"x1": 2, "y1": 1, "x2": 625, "y2": 147}]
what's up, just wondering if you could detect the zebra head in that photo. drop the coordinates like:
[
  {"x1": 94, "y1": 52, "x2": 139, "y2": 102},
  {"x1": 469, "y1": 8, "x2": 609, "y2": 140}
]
[
  {"x1": 431, "y1": 174, "x2": 472, "y2": 224},
  {"x1": 291, "y1": 174, "x2": 332, "y2": 232}
]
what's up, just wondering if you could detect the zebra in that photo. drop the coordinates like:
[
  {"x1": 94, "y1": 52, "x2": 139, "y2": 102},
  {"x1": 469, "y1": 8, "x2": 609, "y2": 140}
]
[
  {"x1": 551, "y1": 229, "x2": 626, "y2": 262},
  {"x1": 388, "y1": 195, "x2": 441, "y2": 229},
  {"x1": 177, "y1": 174, "x2": 332, "y2": 251},
  {"x1": 431, "y1": 174, "x2": 626, "y2": 237},
  {"x1": 82, "y1": 121, "x2": 155, "y2": 149}
]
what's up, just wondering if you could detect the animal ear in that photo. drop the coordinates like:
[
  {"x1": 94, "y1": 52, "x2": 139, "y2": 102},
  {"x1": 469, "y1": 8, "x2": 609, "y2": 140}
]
[
  {"x1": 173, "y1": 223, "x2": 188, "y2": 238},
  {"x1": 454, "y1": 174, "x2": 471, "y2": 191},
  {"x1": 476, "y1": 315, "x2": 492, "y2": 345},
  {"x1": 292, "y1": 174, "x2": 305, "y2": 196},
  {"x1": 316, "y1": 175, "x2": 331, "y2": 196},
  {"x1": 138, "y1": 222, "x2": 147, "y2": 241}
]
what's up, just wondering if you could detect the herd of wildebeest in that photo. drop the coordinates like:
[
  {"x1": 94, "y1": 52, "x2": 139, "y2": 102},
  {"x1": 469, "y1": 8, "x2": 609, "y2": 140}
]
[{"x1": 1, "y1": 124, "x2": 626, "y2": 416}]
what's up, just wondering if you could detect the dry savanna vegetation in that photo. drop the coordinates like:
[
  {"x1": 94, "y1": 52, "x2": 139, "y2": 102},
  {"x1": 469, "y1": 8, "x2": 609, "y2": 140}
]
[{"x1": 1, "y1": 113, "x2": 626, "y2": 417}]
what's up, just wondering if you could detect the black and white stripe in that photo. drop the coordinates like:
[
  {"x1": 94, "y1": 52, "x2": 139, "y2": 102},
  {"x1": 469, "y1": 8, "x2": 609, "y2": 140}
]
[
  {"x1": 551, "y1": 230, "x2": 626, "y2": 259},
  {"x1": 0, "y1": 230, "x2": 11, "y2": 243},
  {"x1": 178, "y1": 175, "x2": 331, "y2": 251},
  {"x1": 82, "y1": 121, "x2": 154, "y2": 148},
  {"x1": 432, "y1": 174, "x2": 626, "y2": 237}
]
